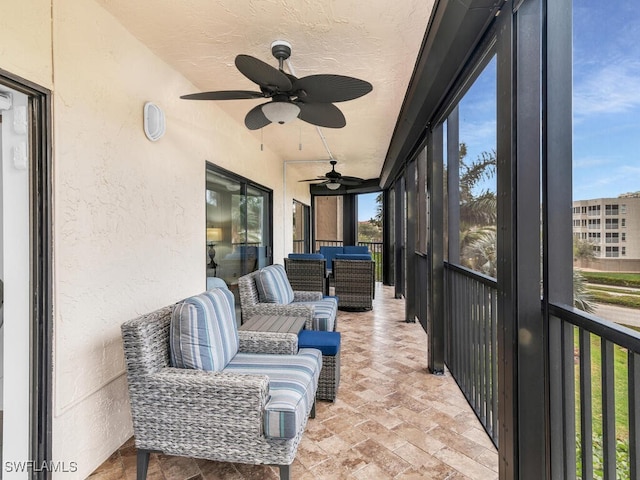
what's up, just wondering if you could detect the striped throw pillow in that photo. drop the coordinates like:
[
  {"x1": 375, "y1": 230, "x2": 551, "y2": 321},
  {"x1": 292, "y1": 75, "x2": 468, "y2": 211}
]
[{"x1": 170, "y1": 288, "x2": 239, "y2": 371}]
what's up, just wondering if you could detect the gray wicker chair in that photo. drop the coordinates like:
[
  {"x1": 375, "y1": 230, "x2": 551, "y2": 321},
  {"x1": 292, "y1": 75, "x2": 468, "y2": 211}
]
[
  {"x1": 121, "y1": 300, "x2": 320, "y2": 480},
  {"x1": 284, "y1": 257, "x2": 327, "y2": 295},
  {"x1": 333, "y1": 258, "x2": 376, "y2": 310},
  {"x1": 238, "y1": 268, "x2": 337, "y2": 331}
]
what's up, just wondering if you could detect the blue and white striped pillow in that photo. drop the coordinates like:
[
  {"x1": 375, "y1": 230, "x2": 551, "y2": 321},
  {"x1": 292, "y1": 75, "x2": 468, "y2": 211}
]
[
  {"x1": 170, "y1": 288, "x2": 239, "y2": 371},
  {"x1": 255, "y1": 264, "x2": 294, "y2": 304}
]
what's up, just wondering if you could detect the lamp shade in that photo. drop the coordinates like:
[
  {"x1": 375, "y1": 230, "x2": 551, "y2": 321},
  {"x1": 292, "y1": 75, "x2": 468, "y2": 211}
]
[
  {"x1": 262, "y1": 101, "x2": 300, "y2": 124},
  {"x1": 207, "y1": 227, "x2": 223, "y2": 242},
  {"x1": 325, "y1": 182, "x2": 341, "y2": 190}
]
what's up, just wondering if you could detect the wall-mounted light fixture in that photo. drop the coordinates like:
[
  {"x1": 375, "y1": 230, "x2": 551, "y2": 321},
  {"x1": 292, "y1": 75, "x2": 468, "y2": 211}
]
[{"x1": 143, "y1": 102, "x2": 166, "y2": 141}]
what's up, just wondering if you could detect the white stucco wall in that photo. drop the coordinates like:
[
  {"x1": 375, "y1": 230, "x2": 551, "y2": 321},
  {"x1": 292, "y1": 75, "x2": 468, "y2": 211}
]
[
  {"x1": 0, "y1": 0, "x2": 53, "y2": 89},
  {"x1": 0, "y1": 0, "x2": 308, "y2": 475},
  {"x1": 50, "y1": 1, "x2": 290, "y2": 477}
]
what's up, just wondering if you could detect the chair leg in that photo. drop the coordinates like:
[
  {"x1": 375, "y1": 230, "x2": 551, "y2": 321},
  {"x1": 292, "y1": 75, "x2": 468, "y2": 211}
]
[
  {"x1": 310, "y1": 401, "x2": 316, "y2": 419},
  {"x1": 278, "y1": 464, "x2": 291, "y2": 480},
  {"x1": 136, "y1": 449, "x2": 150, "y2": 480}
]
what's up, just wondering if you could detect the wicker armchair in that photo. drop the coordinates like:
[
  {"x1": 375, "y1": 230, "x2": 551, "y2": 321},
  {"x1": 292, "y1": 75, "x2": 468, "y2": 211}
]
[
  {"x1": 121, "y1": 292, "x2": 321, "y2": 480},
  {"x1": 284, "y1": 256, "x2": 327, "y2": 295},
  {"x1": 333, "y1": 258, "x2": 376, "y2": 310},
  {"x1": 238, "y1": 266, "x2": 337, "y2": 331}
]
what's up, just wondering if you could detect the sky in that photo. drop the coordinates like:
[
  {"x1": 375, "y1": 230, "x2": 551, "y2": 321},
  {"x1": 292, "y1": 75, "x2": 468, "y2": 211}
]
[
  {"x1": 457, "y1": 0, "x2": 640, "y2": 202},
  {"x1": 572, "y1": 0, "x2": 640, "y2": 200},
  {"x1": 358, "y1": 0, "x2": 639, "y2": 220}
]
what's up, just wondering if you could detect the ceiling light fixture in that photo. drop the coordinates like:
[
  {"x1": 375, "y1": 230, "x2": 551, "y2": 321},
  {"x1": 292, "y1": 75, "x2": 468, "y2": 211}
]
[
  {"x1": 261, "y1": 101, "x2": 300, "y2": 124},
  {"x1": 325, "y1": 181, "x2": 341, "y2": 191}
]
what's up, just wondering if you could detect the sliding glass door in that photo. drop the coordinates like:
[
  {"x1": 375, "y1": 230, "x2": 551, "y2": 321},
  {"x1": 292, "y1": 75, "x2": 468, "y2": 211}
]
[{"x1": 205, "y1": 164, "x2": 272, "y2": 294}]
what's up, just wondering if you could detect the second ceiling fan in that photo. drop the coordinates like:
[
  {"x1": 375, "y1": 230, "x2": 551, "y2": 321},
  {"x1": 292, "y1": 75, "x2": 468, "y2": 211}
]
[
  {"x1": 181, "y1": 40, "x2": 373, "y2": 130},
  {"x1": 299, "y1": 160, "x2": 365, "y2": 190}
]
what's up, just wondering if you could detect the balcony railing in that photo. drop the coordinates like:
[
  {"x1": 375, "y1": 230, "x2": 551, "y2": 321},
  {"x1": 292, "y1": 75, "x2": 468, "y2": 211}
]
[
  {"x1": 444, "y1": 262, "x2": 499, "y2": 446},
  {"x1": 548, "y1": 304, "x2": 640, "y2": 480},
  {"x1": 443, "y1": 263, "x2": 640, "y2": 478},
  {"x1": 315, "y1": 240, "x2": 383, "y2": 281}
]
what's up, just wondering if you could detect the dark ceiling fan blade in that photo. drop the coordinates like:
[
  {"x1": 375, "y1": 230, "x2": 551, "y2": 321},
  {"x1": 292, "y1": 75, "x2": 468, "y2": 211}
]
[
  {"x1": 235, "y1": 54, "x2": 292, "y2": 91},
  {"x1": 337, "y1": 178, "x2": 362, "y2": 186},
  {"x1": 296, "y1": 102, "x2": 346, "y2": 128},
  {"x1": 340, "y1": 175, "x2": 365, "y2": 183},
  {"x1": 244, "y1": 103, "x2": 272, "y2": 130},
  {"x1": 299, "y1": 177, "x2": 329, "y2": 182},
  {"x1": 295, "y1": 75, "x2": 373, "y2": 103},
  {"x1": 180, "y1": 90, "x2": 264, "y2": 100}
]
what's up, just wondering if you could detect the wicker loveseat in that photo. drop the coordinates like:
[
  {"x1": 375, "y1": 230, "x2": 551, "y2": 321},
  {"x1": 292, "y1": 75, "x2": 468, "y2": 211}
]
[
  {"x1": 121, "y1": 287, "x2": 322, "y2": 480},
  {"x1": 239, "y1": 264, "x2": 338, "y2": 331}
]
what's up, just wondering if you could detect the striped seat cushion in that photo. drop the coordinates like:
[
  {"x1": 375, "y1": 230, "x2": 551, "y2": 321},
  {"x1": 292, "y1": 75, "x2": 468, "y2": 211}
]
[
  {"x1": 170, "y1": 288, "x2": 239, "y2": 371},
  {"x1": 297, "y1": 297, "x2": 338, "y2": 331},
  {"x1": 255, "y1": 264, "x2": 294, "y2": 304},
  {"x1": 224, "y1": 348, "x2": 322, "y2": 439}
]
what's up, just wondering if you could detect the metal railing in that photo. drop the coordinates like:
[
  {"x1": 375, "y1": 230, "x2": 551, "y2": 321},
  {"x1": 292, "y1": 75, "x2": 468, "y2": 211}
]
[
  {"x1": 548, "y1": 303, "x2": 640, "y2": 480},
  {"x1": 444, "y1": 262, "x2": 499, "y2": 446},
  {"x1": 314, "y1": 240, "x2": 383, "y2": 281},
  {"x1": 443, "y1": 261, "x2": 640, "y2": 475}
]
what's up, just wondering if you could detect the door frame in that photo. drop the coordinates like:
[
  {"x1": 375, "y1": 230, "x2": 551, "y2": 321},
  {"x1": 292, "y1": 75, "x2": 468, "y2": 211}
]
[{"x1": 0, "y1": 67, "x2": 52, "y2": 478}]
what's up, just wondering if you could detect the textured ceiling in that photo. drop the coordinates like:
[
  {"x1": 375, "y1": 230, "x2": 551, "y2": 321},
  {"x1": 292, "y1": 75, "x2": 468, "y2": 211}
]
[{"x1": 96, "y1": 0, "x2": 435, "y2": 184}]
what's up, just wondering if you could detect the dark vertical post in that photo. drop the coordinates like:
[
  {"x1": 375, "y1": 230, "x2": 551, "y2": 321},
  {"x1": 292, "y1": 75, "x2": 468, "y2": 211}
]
[
  {"x1": 383, "y1": 189, "x2": 393, "y2": 285},
  {"x1": 544, "y1": 0, "x2": 574, "y2": 478},
  {"x1": 497, "y1": 0, "x2": 547, "y2": 476},
  {"x1": 515, "y1": 0, "x2": 546, "y2": 478},
  {"x1": 428, "y1": 126, "x2": 445, "y2": 373},
  {"x1": 394, "y1": 178, "x2": 405, "y2": 299},
  {"x1": 601, "y1": 340, "x2": 616, "y2": 480},
  {"x1": 495, "y1": 8, "x2": 517, "y2": 478},
  {"x1": 342, "y1": 194, "x2": 357, "y2": 245},
  {"x1": 405, "y1": 159, "x2": 417, "y2": 323},
  {"x1": 447, "y1": 106, "x2": 460, "y2": 265}
]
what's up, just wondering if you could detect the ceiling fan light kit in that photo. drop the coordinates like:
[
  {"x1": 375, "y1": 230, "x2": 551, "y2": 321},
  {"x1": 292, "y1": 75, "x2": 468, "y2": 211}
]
[
  {"x1": 180, "y1": 40, "x2": 372, "y2": 130},
  {"x1": 325, "y1": 182, "x2": 341, "y2": 190},
  {"x1": 262, "y1": 100, "x2": 300, "y2": 124}
]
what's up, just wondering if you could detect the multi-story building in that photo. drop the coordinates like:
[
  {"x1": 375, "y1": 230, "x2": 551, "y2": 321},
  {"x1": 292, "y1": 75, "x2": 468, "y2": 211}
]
[{"x1": 572, "y1": 194, "x2": 640, "y2": 259}]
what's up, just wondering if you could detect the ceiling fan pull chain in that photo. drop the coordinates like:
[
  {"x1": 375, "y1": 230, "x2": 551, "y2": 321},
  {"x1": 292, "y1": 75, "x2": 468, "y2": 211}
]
[
  {"x1": 299, "y1": 126, "x2": 302, "y2": 151},
  {"x1": 261, "y1": 128, "x2": 264, "y2": 151}
]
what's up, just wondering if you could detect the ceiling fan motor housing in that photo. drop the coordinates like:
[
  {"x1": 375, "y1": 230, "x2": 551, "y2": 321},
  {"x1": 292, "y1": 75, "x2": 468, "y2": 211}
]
[{"x1": 271, "y1": 40, "x2": 292, "y2": 62}]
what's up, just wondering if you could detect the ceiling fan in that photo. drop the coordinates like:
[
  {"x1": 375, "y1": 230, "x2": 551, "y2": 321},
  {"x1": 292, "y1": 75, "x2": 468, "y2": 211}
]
[
  {"x1": 299, "y1": 160, "x2": 364, "y2": 190},
  {"x1": 180, "y1": 40, "x2": 373, "y2": 130}
]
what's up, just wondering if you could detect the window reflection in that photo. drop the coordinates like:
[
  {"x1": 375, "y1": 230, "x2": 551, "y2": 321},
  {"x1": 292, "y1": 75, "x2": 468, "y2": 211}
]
[
  {"x1": 206, "y1": 166, "x2": 272, "y2": 293},
  {"x1": 456, "y1": 56, "x2": 497, "y2": 277}
]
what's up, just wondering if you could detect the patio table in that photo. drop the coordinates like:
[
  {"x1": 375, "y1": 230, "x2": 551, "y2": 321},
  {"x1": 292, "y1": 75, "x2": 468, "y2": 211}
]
[{"x1": 239, "y1": 314, "x2": 306, "y2": 334}]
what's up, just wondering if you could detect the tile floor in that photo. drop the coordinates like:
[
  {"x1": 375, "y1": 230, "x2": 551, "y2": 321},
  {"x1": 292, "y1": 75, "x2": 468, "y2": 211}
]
[{"x1": 89, "y1": 285, "x2": 498, "y2": 480}]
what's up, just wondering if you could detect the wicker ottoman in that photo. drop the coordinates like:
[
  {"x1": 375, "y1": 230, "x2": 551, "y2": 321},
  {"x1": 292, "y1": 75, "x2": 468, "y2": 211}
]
[{"x1": 298, "y1": 330, "x2": 341, "y2": 401}]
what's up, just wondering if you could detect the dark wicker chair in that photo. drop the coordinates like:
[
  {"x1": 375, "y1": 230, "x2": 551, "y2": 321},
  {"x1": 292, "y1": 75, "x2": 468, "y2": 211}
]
[
  {"x1": 284, "y1": 257, "x2": 327, "y2": 295},
  {"x1": 333, "y1": 258, "x2": 375, "y2": 310}
]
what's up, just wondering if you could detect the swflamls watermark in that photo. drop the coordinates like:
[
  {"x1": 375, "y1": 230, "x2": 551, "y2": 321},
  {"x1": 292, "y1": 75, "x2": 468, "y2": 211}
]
[{"x1": 4, "y1": 460, "x2": 78, "y2": 473}]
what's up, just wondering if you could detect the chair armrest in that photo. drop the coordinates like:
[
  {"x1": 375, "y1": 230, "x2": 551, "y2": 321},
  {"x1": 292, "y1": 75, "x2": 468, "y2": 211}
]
[
  {"x1": 129, "y1": 368, "x2": 269, "y2": 450},
  {"x1": 293, "y1": 291, "x2": 323, "y2": 302},
  {"x1": 243, "y1": 303, "x2": 314, "y2": 322},
  {"x1": 238, "y1": 331, "x2": 298, "y2": 355}
]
